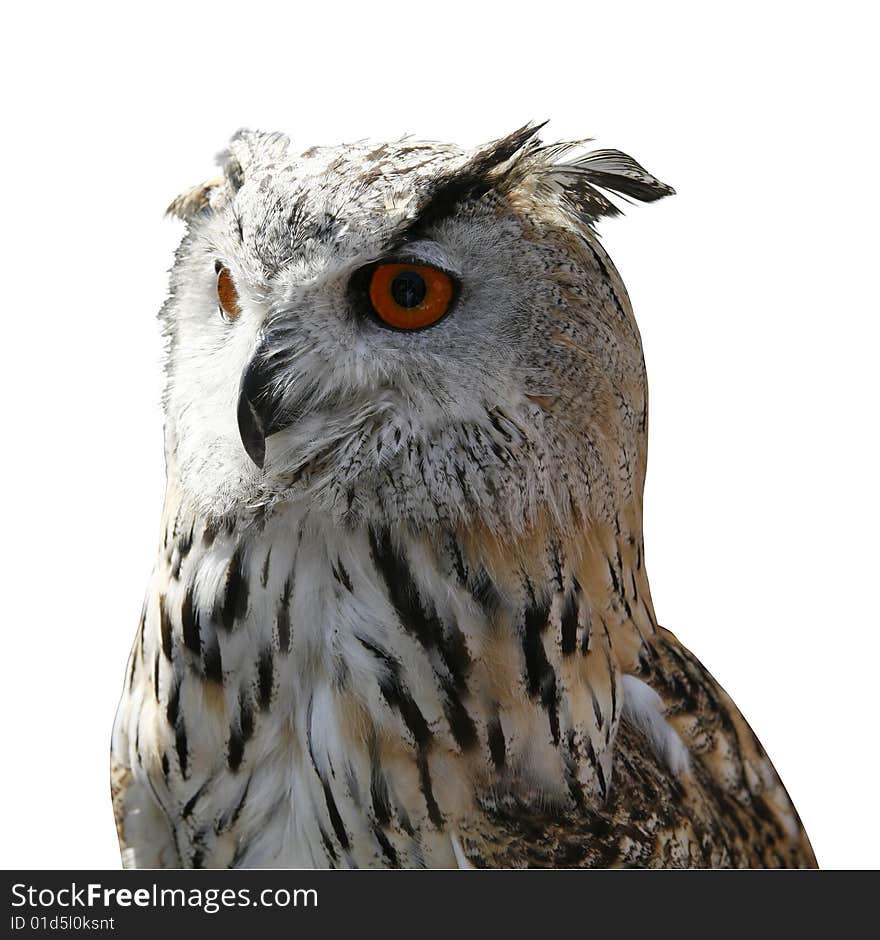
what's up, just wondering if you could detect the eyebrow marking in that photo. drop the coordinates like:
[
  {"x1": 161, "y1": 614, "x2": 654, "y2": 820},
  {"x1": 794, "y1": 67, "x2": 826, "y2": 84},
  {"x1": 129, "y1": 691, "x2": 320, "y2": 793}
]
[{"x1": 391, "y1": 122, "x2": 544, "y2": 244}]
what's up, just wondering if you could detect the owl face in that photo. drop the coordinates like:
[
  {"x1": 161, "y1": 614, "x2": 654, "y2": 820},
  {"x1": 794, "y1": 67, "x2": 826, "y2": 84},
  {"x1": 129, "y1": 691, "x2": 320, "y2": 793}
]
[{"x1": 161, "y1": 127, "x2": 672, "y2": 532}]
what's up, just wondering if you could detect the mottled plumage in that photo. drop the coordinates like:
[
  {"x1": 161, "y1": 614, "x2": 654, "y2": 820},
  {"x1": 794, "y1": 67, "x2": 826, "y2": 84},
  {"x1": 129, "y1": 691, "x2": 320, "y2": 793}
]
[{"x1": 111, "y1": 125, "x2": 816, "y2": 868}]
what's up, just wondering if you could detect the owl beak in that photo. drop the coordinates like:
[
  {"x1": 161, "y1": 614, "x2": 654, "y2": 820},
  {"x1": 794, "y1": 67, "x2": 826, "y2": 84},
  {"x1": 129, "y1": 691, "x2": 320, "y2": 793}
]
[{"x1": 237, "y1": 348, "x2": 287, "y2": 469}]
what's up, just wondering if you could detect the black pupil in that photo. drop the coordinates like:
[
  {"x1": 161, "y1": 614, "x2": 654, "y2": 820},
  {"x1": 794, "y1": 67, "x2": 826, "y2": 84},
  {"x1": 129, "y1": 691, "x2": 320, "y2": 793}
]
[{"x1": 390, "y1": 270, "x2": 427, "y2": 308}]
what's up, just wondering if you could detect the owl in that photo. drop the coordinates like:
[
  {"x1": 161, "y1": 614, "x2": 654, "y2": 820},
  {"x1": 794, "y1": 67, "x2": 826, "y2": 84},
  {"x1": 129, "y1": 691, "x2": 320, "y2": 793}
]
[{"x1": 111, "y1": 124, "x2": 817, "y2": 868}]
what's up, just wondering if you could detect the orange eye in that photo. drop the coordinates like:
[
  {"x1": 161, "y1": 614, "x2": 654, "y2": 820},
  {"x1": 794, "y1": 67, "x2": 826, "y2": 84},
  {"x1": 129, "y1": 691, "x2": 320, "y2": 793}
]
[
  {"x1": 368, "y1": 263, "x2": 454, "y2": 330},
  {"x1": 216, "y1": 264, "x2": 241, "y2": 321}
]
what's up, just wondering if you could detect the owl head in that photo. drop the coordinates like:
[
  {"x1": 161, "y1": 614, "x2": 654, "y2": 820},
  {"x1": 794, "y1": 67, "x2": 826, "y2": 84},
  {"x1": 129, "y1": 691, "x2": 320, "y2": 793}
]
[{"x1": 161, "y1": 124, "x2": 672, "y2": 536}]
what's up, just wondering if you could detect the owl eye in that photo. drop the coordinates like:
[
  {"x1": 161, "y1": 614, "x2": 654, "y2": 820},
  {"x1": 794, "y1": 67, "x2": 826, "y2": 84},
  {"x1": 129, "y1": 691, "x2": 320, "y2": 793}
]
[
  {"x1": 215, "y1": 263, "x2": 241, "y2": 321},
  {"x1": 367, "y1": 263, "x2": 454, "y2": 330}
]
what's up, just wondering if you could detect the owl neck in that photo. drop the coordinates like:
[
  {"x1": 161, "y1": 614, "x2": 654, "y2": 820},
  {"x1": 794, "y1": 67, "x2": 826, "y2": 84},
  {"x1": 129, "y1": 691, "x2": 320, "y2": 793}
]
[
  {"x1": 158, "y1": 482, "x2": 657, "y2": 703},
  {"x1": 160, "y1": 358, "x2": 656, "y2": 626}
]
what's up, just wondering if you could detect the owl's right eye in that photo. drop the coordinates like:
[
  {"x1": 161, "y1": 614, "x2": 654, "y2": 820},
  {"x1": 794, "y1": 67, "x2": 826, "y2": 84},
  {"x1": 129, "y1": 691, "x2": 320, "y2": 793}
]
[{"x1": 215, "y1": 262, "x2": 241, "y2": 321}]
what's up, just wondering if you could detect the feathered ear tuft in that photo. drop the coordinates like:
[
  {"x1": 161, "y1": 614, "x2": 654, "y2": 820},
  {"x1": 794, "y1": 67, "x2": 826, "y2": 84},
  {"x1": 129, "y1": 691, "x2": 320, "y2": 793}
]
[
  {"x1": 536, "y1": 145, "x2": 674, "y2": 223},
  {"x1": 468, "y1": 121, "x2": 548, "y2": 180},
  {"x1": 218, "y1": 129, "x2": 289, "y2": 188},
  {"x1": 166, "y1": 129, "x2": 290, "y2": 221},
  {"x1": 403, "y1": 122, "x2": 548, "y2": 233},
  {"x1": 165, "y1": 178, "x2": 225, "y2": 220}
]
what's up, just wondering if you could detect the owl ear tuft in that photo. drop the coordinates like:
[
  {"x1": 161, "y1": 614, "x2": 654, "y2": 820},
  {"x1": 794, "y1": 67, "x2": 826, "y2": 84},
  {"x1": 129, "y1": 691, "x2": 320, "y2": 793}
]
[
  {"x1": 166, "y1": 129, "x2": 291, "y2": 221},
  {"x1": 217, "y1": 129, "x2": 290, "y2": 189},
  {"x1": 402, "y1": 123, "x2": 547, "y2": 234},
  {"x1": 165, "y1": 178, "x2": 225, "y2": 220},
  {"x1": 537, "y1": 146, "x2": 675, "y2": 223},
  {"x1": 468, "y1": 122, "x2": 548, "y2": 180}
]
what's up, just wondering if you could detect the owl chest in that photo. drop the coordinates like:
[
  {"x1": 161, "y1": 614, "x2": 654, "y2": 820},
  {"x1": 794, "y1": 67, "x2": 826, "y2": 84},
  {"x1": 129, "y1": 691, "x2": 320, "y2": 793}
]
[
  {"x1": 129, "y1": 519, "x2": 469, "y2": 866},
  {"x1": 126, "y1": 506, "x2": 625, "y2": 867}
]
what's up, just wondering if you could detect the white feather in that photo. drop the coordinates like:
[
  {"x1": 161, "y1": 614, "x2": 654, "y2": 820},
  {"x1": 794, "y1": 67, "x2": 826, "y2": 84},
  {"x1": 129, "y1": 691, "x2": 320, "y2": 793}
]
[
  {"x1": 621, "y1": 675, "x2": 691, "y2": 776},
  {"x1": 450, "y1": 833, "x2": 473, "y2": 869}
]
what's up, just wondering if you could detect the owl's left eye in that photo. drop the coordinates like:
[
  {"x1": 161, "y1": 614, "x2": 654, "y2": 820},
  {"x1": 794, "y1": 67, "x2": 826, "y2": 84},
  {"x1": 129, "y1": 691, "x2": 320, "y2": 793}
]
[
  {"x1": 365, "y1": 262, "x2": 455, "y2": 330},
  {"x1": 215, "y1": 262, "x2": 241, "y2": 321}
]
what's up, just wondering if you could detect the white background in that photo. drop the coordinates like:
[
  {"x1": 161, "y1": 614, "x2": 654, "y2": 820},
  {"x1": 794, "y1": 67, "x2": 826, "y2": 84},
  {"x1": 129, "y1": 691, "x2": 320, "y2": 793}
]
[{"x1": 2, "y1": 1, "x2": 877, "y2": 869}]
